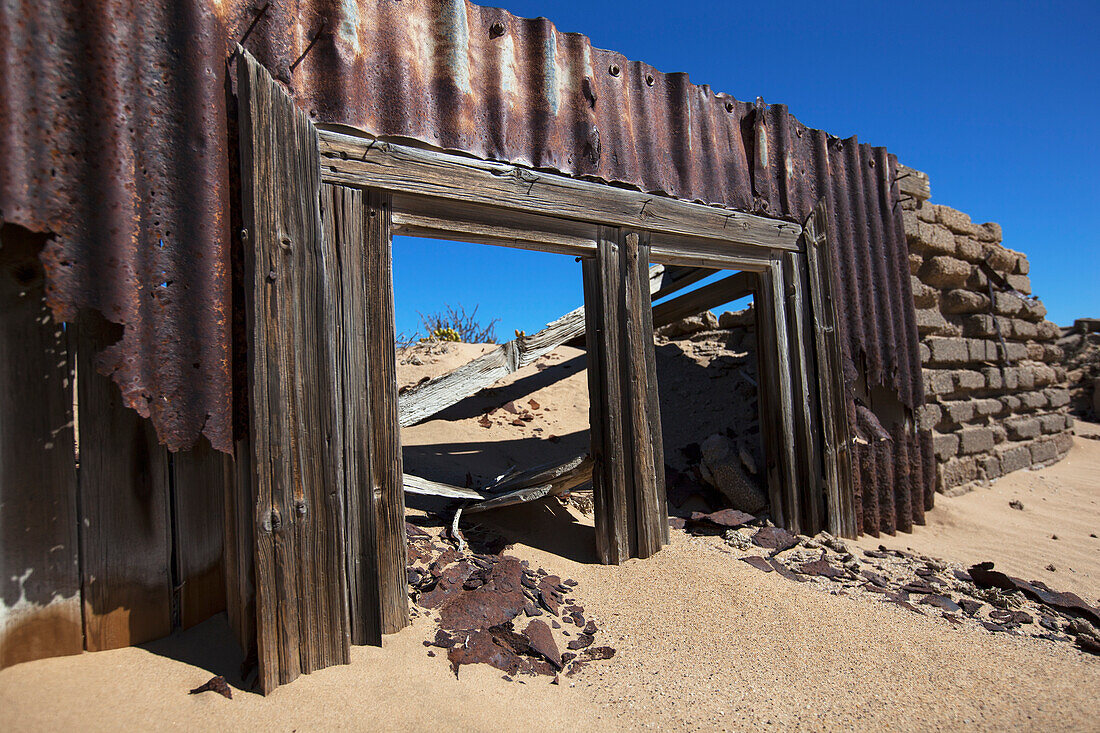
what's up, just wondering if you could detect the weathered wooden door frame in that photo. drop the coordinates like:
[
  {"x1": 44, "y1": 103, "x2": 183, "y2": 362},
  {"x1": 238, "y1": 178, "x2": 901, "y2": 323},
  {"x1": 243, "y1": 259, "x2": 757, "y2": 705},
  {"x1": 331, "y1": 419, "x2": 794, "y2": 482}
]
[{"x1": 233, "y1": 48, "x2": 852, "y2": 692}]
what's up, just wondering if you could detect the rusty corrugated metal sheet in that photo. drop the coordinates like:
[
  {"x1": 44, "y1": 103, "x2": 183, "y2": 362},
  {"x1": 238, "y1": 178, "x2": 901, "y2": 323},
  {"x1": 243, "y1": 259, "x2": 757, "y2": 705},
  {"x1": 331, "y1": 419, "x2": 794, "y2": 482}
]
[
  {"x1": 0, "y1": 0, "x2": 932, "y2": 533},
  {"x1": 0, "y1": 0, "x2": 233, "y2": 451}
]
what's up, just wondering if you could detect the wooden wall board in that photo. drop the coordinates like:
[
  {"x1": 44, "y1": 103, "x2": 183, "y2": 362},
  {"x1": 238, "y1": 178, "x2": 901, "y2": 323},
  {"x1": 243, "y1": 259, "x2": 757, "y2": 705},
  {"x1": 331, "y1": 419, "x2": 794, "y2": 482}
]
[
  {"x1": 237, "y1": 48, "x2": 351, "y2": 692},
  {"x1": 0, "y1": 225, "x2": 83, "y2": 668},
  {"x1": 171, "y1": 438, "x2": 227, "y2": 630},
  {"x1": 75, "y1": 314, "x2": 173, "y2": 652}
]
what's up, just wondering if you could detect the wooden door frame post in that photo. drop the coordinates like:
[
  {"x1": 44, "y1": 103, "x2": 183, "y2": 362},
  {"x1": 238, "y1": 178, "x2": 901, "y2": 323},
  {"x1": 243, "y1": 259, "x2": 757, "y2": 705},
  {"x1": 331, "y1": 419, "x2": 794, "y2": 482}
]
[{"x1": 583, "y1": 228, "x2": 668, "y2": 564}]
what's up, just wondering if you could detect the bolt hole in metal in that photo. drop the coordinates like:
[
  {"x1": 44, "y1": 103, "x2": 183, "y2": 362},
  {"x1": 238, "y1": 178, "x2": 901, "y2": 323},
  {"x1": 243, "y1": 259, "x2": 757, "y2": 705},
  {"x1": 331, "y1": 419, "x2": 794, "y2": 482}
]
[
  {"x1": 645, "y1": 73, "x2": 655, "y2": 86},
  {"x1": 609, "y1": 64, "x2": 621, "y2": 77}
]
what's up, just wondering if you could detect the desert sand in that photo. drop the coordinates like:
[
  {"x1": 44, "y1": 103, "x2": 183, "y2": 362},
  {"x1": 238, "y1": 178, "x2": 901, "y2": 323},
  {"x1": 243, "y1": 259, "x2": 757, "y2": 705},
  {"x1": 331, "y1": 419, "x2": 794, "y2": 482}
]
[{"x1": 3, "y1": 344, "x2": 1098, "y2": 731}]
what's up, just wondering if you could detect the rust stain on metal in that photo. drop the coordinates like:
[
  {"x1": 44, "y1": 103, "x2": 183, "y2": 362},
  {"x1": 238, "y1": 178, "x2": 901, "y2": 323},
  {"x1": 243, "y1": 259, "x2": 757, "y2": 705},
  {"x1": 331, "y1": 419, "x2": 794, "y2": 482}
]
[{"x1": 1, "y1": 0, "x2": 930, "y2": 533}]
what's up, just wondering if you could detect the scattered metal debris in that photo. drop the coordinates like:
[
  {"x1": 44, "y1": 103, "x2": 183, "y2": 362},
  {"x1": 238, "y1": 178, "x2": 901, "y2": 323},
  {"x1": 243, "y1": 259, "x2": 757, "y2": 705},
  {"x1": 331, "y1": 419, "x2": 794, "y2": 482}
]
[
  {"x1": 406, "y1": 523, "x2": 616, "y2": 679},
  {"x1": 188, "y1": 676, "x2": 232, "y2": 699},
  {"x1": 680, "y1": 522, "x2": 1100, "y2": 657}
]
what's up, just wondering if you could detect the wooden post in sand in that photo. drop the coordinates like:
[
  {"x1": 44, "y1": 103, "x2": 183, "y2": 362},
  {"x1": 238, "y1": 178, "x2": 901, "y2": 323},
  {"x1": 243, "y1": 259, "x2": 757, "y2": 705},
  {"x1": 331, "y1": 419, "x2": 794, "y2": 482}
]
[{"x1": 583, "y1": 228, "x2": 669, "y2": 564}]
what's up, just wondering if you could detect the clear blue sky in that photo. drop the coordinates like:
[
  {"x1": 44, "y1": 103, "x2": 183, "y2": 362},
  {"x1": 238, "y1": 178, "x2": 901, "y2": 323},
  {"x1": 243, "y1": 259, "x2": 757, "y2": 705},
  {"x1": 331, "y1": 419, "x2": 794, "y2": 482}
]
[{"x1": 393, "y1": 0, "x2": 1099, "y2": 339}]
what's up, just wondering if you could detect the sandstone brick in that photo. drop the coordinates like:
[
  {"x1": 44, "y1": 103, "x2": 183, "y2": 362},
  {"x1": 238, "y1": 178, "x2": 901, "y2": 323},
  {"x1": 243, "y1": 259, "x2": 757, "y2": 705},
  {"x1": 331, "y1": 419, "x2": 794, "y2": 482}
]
[
  {"x1": 1014, "y1": 255, "x2": 1029, "y2": 275},
  {"x1": 1039, "y1": 413, "x2": 1066, "y2": 433},
  {"x1": 933, "y1": 432, "x2": 960, "y2": 460},
  {"x1": 909, "y1": 220, "x2": 956, "y2": 257},
  {"x1": 1001, "y1": 367, "x2": 1019, "y2": 390},
  {"x1": 909, "y1": 252, "x2": 923, "y2": 275},
  {"x1": 959, "y1": 427, "x2": 994, "y2": 455},
  {"x1": 911, "y1": 276, "x2": 938, "y2": 308},
  {"x1": 941, "y1": 400, "x2": 975, "y2": 424},
  {"x1": 925, "y1": 370, "x2": 954, "y2": 396},
  {"x1": 954, "y1": 370, "x2": 985, "y2": 391},
  {"x1": 1053, "y1": 365, "x2": 1067, "y2": 382},
  {"x1": 966, "y1": 267, "x2": 989, "y2": 291},
  {"x1": 919, "y1": 342, "x2": 931, "y2": 365},
  {"x1": 941, "y1": 289, "x2": 989, "y2": 315},
  {"x1": 991, "y1": 424, "x2": 1007, "y2": 444},
  {"x1": 1020, "y1": 299, "x2": 1046, "y2": 322},
  {"x1": 1046, "y1": 388, "x2": 1070, "y2": 408},
  {"x1": 968, "y1": 338, "x2": 997, "y2": 362},
  {"x1": 996, "y1": 444, "x2": 1032, "y2": 474},
  {"x1": 992, "y1": 291, "x2": 1023, "y2": 316},
  {"x1": 1000, "y1": 394, "x2": 1022, "y2": 411},
  {"x1": 1005, "y1": 341, "x2": 1028, "y2": 361},
  {"x1": 1019, "y1": 391, "x2": 1048, "y2": 409},
  {"x1": 919, "y1": 256, "x2": 971, "y2": 289},
  {"x1": 1009, "y1": 319, "x2": 1038, "y2": 341},
  {"x1": 917, "y1": 403, "x2": 942, "y2": 431},
  {"x1": 1005, "y1": 274, "x2": 1031, "y2": 294},
  {"x1": 916, "y1": 202, "x2": 937, "y2": 223},
  {"x1": 1026, "y1": 342, "x2": 1045, "y2": 361},
  {"x1": 978, "y1": 221, "x2": 1002, "y2": 243},
  {"x1": 978, "y1": 455, "x2": 1002, "y2": 480},
  {"x1": 926, "y1": 337, "x2": 969, "y2": 366},
  {"x1": 1006, "y1": 416, "x2": 1040, "y2": 440},
  {"x1": 1029, "y1": 438, "x2": 1058, "y2": 464},
  {"x1": 1014, "y1": 365, "x2": 1035, "y2": 390},
  {"x1": 934, "y1": 205, "x2": 979, "y2": 236},
  {"x1": 1042, "y1": 344, "x2": 1063, "y2": 362},
  {"x1": 938, "y1": 456, "x2": 978, "y2": 492},
  {"x1": 954, "y1": 236, "x2": 983, "y2": 262},
  {"x1": 974, "y1": 398, "x2": 1001, "y2": 416},
  {"x1": 1032, "y1": 365, "x2": 1056, "y2": 387},
  {"x1": 982, "y1": 244, "x2": 1017, "y2": 273},
  {"x1": 1066, "y1": 414, "x2": 1075, "y2": 430},
  {"x1": 1055, "y1": 431, "x2": 1073, "y2": 455},
  {"x1": 1037, "y1": 320, "x2": 1059, "y2": 340},
  {"x1": 901, "y1": 208, "x2": 919, "y2": 236},
  {"x1": 984, "y1": 367, "x2": 1004, "y2": 390},
  {"x1": 915, "y1": 307, "x2": 952, "y2": 336},
  {"x1": 963, "y1": 314, "x2": 999, "y2": 339}
]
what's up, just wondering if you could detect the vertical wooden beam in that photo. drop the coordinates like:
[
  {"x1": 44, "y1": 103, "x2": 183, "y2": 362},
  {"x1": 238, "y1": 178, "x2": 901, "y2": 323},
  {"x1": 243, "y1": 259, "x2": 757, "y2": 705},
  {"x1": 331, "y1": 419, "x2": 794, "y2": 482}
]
[
  {"x1": 0, "y1": 225, "x2": 82, "y2": 668},
  {"x1": 363, "y1": 188, "x2": 408, "y2": 635},
  {"x1": 170, "y1": 438, "x2": 227, "y2": 629},
  {"x1": 783, "y1": 251, "x2": 824, "y2": 534},
  {"x1": 753, "y1": 260, "x2": 801, "y2": 533},
  {"x1": 321, "y1": 183, "x2": 392, "y2": 646},
  {"x1": 75, "y1": 315, "x2": 172, "y2": 651},
  {"x1": 237, "y1": 48, "x2": 350, "y2": 692},
  {"x1": 803, "y1": 202, "x2": 857, "y2": 538},
  {"x1": 584, "y1": 228, "x2": 667, "y2": 564}
]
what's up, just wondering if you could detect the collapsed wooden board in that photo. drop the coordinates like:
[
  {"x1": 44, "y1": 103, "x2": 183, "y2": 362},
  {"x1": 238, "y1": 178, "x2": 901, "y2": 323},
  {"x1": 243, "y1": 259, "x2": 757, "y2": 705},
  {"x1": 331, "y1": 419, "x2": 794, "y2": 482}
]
[{"x1": 403, "y1": 454, "x2": 593, "y2": 513}]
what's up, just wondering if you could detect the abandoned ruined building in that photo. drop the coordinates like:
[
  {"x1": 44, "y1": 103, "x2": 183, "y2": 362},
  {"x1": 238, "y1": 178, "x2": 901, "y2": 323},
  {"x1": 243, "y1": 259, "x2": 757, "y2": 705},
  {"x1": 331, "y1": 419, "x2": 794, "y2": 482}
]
[{"x1": 0, "y1": 0, "x2": 1091, "y2": 692}]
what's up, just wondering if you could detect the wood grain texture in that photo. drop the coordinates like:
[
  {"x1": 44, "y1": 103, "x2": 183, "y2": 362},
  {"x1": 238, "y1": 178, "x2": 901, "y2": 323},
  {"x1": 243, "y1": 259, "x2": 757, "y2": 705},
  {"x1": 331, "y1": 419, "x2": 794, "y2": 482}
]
[
  {"x1": 783, "y1": 252, "x2": 824, "y2": 534},
  {"x1": 237, "y1": 49, "x2": 350, "y2": 692},
  {"x1": 0, "y1": 226, "x2": 82, "y2": 668},
  {"x1": 75, "y1": 314, "x2": 172, "y2": 652},
  {"x1": 170, "y1": 438, "x2": 227, "y2": 630},
  {"x1": 897, "y1": 164, "x2": 931, "y2": 202},
  {"x1": 804, "y1": 202, "x2": 857, "y2": 538},
  {"x1": 584, "y1": 229, "x2": 667, "y2": 564},
  {"x1": 767, "y1": 259, "x2": 802, "y2": 535},
  {"x1": 317, "y1": 130, "x2": 802, "y2": 252},
  {"x1": 362, "y1": 189, "x2": 408, "y2": 636},
  {"x1": 321, "y1": 183, "x2": 381, "y2": 647},
  {"x1": 391, "y1": 193, "x2": 598, "y2": 257}
]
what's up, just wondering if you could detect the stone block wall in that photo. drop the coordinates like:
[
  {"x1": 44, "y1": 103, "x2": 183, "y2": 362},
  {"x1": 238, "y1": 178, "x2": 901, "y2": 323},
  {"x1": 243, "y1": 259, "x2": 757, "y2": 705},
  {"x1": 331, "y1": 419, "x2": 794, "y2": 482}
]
[{"x1": 902, "y1": 201, "x2": 1073, "y2": 494}]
